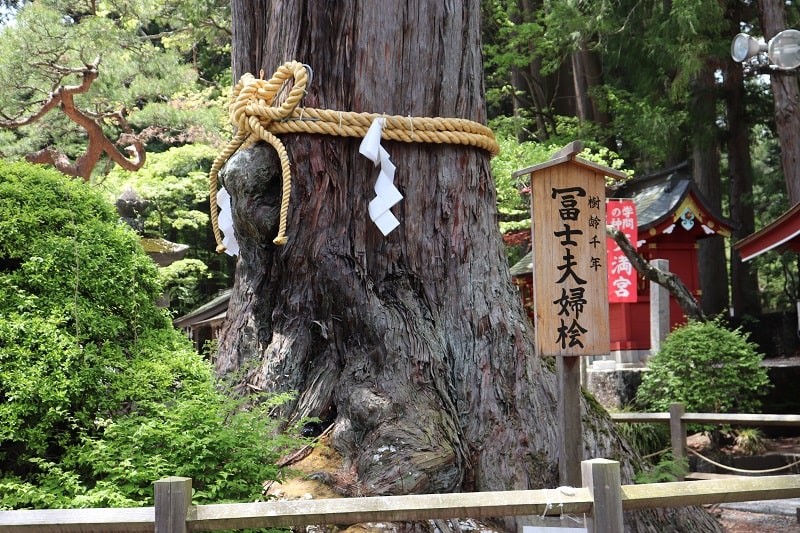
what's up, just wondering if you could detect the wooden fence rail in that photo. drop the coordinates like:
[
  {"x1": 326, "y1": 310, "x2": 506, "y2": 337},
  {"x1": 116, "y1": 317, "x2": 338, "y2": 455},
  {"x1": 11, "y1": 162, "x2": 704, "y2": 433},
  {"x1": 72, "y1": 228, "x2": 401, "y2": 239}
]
[
  {"x1": 2, "y1": 460, "x2": 799, "y2": 533},
  {"x1": 609, "y1": 402, "x2": 800, "y2": 480}
]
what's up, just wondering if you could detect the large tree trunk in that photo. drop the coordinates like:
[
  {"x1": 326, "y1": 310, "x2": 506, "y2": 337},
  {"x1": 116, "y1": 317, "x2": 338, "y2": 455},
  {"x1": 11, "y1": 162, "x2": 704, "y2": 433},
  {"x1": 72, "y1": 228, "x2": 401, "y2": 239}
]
[
  {"x1": 218, "y1": 2, "x2": 722, "y2": 531},
  {"x1": 759, "y1": 0, "x2": 800, "y2": 205},
  {"x1": 723, "y1": 51, "x2": 761, "y2": 318},
  {"x1": 691, "y1": 61, "x2": 729, "y2": 317}
]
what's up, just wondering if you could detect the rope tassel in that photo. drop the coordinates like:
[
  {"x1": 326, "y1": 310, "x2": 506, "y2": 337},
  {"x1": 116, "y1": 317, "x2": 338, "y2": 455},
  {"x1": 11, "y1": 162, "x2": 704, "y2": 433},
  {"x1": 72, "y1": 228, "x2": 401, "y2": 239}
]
[{"x1": 209, "y1": 61, "x2": 499, "y2": 251}]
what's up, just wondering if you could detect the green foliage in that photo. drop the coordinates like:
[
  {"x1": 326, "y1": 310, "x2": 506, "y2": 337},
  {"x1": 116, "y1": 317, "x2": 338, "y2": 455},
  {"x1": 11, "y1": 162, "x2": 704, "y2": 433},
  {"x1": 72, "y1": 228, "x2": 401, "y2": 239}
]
[
  {"x1": 158, "y1": 258, "x2": 211, "y2": 313},
  {"x1": 482, "y1": 0, "x2": 732, "y2": 171},
  {"x1": 491, "y1": 137, "x2": 554, "y2": 234},
  {"x1": 0, "y1": 161, "x2": 301, "y2": 509},
  {"x1": 68, "y1": 390, "x2": 302, "y2": 506},
  {"x1": 103, "y1": 144, "x2": 217, "y2": 237},
  {"x1": 635, "y1": 317, "x2": 772, "y2": 415},
  {"x1": 733, "y1": 427, "x2": 766, "y2": 456},
  {"x1": 101, "y1": 143, "x2": 234, "y2": 315},
  {"x1": 0, "y1": 0, "x2": 230, "y2": 170},
  {"x1": 634, "y1": 452, "x2": 688, "y2": 484},
  {"x1": 131, "y1": 86, "x2": 231, "y2": 149},
  {"x1": 614, "y1": 421, "x2": 670, "y2": 461}
]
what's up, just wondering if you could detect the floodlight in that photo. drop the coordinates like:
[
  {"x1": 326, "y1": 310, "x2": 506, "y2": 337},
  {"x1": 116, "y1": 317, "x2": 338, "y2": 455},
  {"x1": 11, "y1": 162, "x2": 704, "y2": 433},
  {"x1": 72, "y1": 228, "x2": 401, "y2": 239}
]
[
  {"x1": 768, "y1": 29, "x2": 800, "y2": 70},
  {"x1": 731, "y1": 33, "x2": 766, "y2": 63}
]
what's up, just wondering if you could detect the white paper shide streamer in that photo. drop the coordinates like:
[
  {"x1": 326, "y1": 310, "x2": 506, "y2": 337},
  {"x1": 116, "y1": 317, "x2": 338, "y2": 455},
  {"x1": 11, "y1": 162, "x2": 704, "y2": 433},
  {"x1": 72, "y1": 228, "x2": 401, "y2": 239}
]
[
  {"x1": 359, "y1": 118, "x2": 403, "y2": 235},
  {"x1": 216, "y1": 187, "x2": 239, "y2": 256}
]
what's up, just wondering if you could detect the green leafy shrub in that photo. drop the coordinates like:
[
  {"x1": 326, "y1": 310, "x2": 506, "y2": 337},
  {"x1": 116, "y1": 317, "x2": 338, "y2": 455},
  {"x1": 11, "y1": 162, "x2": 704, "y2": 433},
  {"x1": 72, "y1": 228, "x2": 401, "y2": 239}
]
[
  {"x1": 0, "y1": 161, "x2": 303, "y2": 509},
  {"x1": 635, "y1": 317, "x2": 771, "y2": 415},
  {"x1": 614, "y1": 420, "x2": 670, "y2": 462},
  {"x1": 633, "y1": 452, "x2": 688, "y2": 484}
]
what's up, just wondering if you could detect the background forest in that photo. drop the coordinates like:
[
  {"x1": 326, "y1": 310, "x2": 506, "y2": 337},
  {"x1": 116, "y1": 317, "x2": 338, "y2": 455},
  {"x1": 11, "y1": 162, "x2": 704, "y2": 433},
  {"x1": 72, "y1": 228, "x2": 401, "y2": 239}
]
[
  {"x1": 0, "y1": 0, "x2": 799, "y2": 510},
  {"x1": 0, "y1": 0, "x2": 797, "y2": 319}
]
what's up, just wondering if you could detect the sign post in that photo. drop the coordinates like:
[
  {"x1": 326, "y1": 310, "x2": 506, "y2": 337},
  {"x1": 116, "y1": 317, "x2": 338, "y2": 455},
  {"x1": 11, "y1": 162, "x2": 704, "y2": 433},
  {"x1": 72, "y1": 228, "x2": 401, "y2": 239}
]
[{"x1": 513, "y1": 142, "x2": 626, "y2": 487}]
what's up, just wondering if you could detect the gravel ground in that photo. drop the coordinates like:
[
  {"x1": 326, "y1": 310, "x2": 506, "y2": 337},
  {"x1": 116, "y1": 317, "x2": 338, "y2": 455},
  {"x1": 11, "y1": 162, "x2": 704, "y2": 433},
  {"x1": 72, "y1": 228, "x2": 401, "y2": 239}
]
[
  {"x1": 719, "y1": 508, "x2": 799, "y2": 532},
  {"x1": 690, "y1": 434, "x2": 800, "y2": 531}
]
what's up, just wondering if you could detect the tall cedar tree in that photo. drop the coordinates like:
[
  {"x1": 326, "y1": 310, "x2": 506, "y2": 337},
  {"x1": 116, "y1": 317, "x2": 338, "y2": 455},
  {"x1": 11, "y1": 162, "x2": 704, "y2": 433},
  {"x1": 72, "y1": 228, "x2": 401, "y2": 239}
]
[{"x1": 216, "y1": 3, "x2": 723, "y2": 531}]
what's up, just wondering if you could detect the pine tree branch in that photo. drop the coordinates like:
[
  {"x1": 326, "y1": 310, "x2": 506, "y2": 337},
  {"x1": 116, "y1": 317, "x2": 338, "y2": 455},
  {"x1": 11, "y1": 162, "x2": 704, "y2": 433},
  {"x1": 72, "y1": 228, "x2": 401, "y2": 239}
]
[{"x1": 5, "y1": 57, "x2": 145, "y2": 180}]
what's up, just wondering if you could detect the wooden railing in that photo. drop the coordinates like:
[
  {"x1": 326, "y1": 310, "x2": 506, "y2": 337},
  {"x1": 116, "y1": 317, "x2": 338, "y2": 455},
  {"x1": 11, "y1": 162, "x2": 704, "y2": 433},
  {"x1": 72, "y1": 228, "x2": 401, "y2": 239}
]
[
  {"x1": 610, "y1": 402, "x2": 800, "y2": 480},
  {"x1": 2, "y1": 460, "x2": 799, "y2": 533}
]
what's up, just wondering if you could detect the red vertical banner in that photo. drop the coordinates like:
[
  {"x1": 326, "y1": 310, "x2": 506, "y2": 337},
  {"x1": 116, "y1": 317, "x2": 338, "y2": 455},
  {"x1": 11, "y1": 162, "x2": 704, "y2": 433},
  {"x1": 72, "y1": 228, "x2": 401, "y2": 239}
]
[{"x1": 606, "y1": 199, "x2": 638, "y2": 303}]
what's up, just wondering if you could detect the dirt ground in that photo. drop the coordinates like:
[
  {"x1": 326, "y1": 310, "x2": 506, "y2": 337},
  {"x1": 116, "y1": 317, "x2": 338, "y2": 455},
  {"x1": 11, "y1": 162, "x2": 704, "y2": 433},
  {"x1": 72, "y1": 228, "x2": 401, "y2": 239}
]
[{"x1": 718, "y1": 508, "x2": 799, "y2": 532}]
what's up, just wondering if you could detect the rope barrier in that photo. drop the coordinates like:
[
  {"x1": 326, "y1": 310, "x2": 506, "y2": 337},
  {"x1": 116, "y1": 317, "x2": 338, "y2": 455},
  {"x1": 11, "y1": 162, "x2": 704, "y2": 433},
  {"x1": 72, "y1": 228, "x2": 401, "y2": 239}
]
[
  {"x1": 641, "y1": 447, "x2": 670, "y2": 460},
  {"x1": 209, "y1": 61, "x2": 500, "y2": 250},
  {"x1": 688, "y1": 447, "x2": 800, "y2": 474}
]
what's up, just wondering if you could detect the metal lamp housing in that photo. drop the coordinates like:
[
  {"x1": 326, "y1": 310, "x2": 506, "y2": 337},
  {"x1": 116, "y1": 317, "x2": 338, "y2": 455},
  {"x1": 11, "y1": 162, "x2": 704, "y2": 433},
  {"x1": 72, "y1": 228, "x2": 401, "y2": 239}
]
[
  {"x1": 731, "y1": 33, "x2": 765, "y2": 62},
  {"x1": 768, "y1": 29, "x2": 800, "y2": 70}
]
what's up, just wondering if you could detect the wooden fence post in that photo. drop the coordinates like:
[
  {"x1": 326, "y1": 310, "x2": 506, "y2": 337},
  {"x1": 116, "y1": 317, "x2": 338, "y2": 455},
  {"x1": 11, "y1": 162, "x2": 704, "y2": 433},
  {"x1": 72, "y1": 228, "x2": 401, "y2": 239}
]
[
  {"x1": 669, "y1": 402, "x2": 686, "y2": 480},
  {"x1": 581, "y1": 459, "x2": 623, "y2": 533},
  {"x1": 154, "y1": 477, "x2": 192, "y2": 533}
]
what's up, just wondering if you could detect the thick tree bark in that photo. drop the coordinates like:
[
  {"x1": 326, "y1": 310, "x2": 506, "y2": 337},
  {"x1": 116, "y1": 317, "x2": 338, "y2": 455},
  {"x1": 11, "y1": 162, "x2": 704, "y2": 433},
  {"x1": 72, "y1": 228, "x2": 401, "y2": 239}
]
[
  {"x1": 691, "y1": 61, "x2": 729, "y2": 317},
  {"x1": 217, "y1": 2, "x2": 722, "y2": 531},
  {"x1": 723, "y1": 53, "x2": 761, "y2": 317},
  {"x1": 758, "y1": 0, "x2": 800, "y2": 205}
]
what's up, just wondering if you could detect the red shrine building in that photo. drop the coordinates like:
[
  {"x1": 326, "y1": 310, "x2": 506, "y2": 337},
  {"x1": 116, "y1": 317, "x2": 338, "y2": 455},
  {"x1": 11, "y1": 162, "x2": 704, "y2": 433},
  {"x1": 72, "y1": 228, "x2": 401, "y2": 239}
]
[{"x1": 511, "y1": 165, "x2": 736, "y2": 365}]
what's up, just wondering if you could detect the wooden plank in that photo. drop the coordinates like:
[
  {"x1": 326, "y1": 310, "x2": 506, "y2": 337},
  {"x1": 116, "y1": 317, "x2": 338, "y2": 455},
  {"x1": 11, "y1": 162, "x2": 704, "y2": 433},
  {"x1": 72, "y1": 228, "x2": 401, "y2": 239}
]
[
  {"x1": 581, "y1": 459, "x2": 623, "y2": 533},
  {"x1": 681, "y1": 413, "x2": 800, "y2": 426},
  {"x1": 620, "y1": 474, "x2": 800, "y2": 510},
  {"x1": 187, "y1": 489, "x2": 594, "y2": 531},
  {"x1": 669, "y1": 403, "x2": 687, "y2": 481},
  {"x1": 610, "y1": 412, "x2": 800, "y2": 426},
  {"x1": 0, "y1": 507, "x2": 154, "y2": 532},
  {"x1": 3, "y1": 474, "x2": 800, "y2": 532},
  {"x1": 684, "y1": 472, "x2": 745, "y2": 481},
  {"x1": 609, "y1": 413, "x2": 670, "y2": 423}
]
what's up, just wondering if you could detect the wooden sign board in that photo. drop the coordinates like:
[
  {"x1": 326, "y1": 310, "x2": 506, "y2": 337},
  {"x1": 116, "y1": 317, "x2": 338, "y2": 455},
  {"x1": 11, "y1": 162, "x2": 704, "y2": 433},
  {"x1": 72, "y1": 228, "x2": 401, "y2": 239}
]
[{"x1": 514, "y1": 146, "x2": 621, "y2": 357}]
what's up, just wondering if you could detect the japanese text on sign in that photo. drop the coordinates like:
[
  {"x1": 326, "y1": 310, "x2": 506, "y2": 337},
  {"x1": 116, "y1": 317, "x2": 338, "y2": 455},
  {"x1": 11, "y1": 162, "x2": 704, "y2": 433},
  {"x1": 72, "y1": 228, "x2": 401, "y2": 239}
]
[
  {"x1": 606, "y1": 199, "x2": 638, "y2": 303},
  {"x1": 528, "y1": 159, "x2": 609, "y2": 357},
  {"x1": 550, "y1": 187, "x2": 603, "y2": 350}
]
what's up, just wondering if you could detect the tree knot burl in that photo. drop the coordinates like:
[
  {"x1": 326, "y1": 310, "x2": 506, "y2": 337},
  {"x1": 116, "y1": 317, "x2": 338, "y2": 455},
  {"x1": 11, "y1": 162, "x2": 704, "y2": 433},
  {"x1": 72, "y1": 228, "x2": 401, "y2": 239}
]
[{"x1": 209, "y1": 60, "x2": 500, "y2": 251}]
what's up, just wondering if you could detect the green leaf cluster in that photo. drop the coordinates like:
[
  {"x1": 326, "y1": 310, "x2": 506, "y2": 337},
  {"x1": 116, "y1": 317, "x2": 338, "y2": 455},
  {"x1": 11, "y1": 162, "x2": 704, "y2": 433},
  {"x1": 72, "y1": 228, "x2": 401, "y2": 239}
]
[
  {"x1": 0, "y1": 0, "x2": 229, "y2": 166},
  {"x1": 633, "y1": 452, "x2": 688, "y2": 484},
  {"x1": 491, "y1": 136, "x2": 632, "y2": 238},
  {"x1": 635, "y1": 317, "x2": 771, "y2": 415},
  {"x1": 0, "y1": 161, "x2": 302, "y2": 509},
  {"x1": 101, "y1": 143, "x2": 233, "y2": 315}
]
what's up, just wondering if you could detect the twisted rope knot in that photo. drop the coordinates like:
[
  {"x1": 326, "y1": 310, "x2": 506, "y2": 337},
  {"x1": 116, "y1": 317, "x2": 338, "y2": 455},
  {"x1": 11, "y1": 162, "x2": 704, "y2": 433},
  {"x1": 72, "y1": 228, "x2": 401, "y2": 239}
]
[
  {"x1": 210, "y1": 61, "x2": 498, "y2": 250},
  {"x1": 231, "y1": 61, "x2": 309, "y2": 130}
]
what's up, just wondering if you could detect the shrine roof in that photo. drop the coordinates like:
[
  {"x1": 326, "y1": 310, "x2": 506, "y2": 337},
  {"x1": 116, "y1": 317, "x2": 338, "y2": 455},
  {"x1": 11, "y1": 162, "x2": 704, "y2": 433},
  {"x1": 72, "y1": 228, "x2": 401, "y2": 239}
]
[
  {"x1": 173, "y1": 288, "x2": 231, "y2": 329},
  {"x1": 509, "y1": 251, "x2": 533, "y2": 277},
  {"x1": 611, "y1": 165, "x2": 735, "y2": 235},
  {"x1": 733, "y1": 202, "x2": 800, "y2": 261}
]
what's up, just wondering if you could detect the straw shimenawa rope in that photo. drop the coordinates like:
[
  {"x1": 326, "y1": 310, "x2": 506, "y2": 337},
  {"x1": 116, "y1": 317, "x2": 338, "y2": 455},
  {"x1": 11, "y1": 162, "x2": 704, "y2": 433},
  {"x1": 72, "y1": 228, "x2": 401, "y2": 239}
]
[{"x1": 209, "y1": 61, "x2": 499, "y2": 250}]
